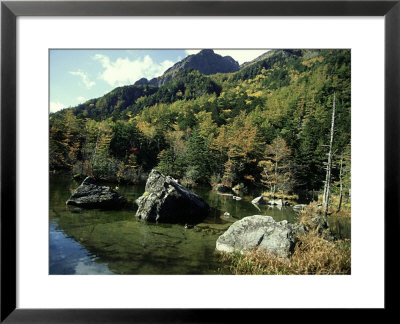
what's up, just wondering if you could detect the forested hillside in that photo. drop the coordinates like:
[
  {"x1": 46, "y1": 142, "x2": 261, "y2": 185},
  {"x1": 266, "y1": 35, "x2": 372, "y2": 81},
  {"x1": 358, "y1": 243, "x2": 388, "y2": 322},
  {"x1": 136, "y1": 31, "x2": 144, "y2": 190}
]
[{"x1": 49, "y1": 49, "x2": 351, "y2": 196}]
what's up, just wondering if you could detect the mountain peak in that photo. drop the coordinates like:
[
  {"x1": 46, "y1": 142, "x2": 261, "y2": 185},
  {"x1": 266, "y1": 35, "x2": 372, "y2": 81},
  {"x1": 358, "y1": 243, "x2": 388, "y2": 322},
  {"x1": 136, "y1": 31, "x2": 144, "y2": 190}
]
[
  {"x1": 198, "y1": 49, "x2": 215, "y2": 55},
  {"x1": 135, "y1": 49, "x2": 239, "y2": 87},
  {"x1": 164, "y1": 49, "x2": 239, "y2": 77}
]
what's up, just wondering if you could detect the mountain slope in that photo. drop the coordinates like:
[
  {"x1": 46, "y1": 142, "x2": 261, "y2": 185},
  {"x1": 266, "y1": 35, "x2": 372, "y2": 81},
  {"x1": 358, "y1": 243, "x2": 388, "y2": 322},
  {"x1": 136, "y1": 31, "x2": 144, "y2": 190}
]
[{"x1": 53, "y1": 69, "x2": 222, "y2": 121}]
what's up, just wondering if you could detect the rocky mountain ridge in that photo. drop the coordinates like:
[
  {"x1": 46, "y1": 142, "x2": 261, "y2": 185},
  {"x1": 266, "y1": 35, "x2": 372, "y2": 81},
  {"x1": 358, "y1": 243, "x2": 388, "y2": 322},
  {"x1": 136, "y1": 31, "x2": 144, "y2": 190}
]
[{"x1": 135, "y1": 49, "x2": 240, "y2": 87}]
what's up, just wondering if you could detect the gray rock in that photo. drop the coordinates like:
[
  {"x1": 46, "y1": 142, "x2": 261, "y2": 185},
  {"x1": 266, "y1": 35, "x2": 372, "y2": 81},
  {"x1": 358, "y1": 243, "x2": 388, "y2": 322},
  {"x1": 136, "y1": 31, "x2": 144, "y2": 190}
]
[
  {"x1": 251, "y1": 196, "x2": 267, "y2": 205},
  {"x1": 66, "y1": 177, "x2": 126, "y2": 209},
  {"x1": 136, "y1": 169, "x2": 210, "y2": 223},
  {"x1": 134, "y1": 195, "x2": 144, "y2": 207},
  {"x1": 216, "y1": 215, "x2": 295, "y2": 258}
]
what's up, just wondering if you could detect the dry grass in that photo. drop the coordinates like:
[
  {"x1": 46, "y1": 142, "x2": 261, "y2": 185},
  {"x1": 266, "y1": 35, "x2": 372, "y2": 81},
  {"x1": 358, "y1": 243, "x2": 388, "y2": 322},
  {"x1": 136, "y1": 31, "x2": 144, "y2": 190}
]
[
  {"x1": 261, "y1": 191, "x2": 299, "y2": 201},
  {"x1": 298, "y1": 201, "x2": 324, "y2": 223},
  {"x1": 315, "y1": 194, "x2": 351, "y2": 218},
  {"x1": 299, "y1": 198, "x2": 351, "y2": 222},
  {"x1": 289, "y1": 231, "x2": 350, "y2": 274},
  {"x1": 219, "y1": 230, "x2": 351, "y2": 275},
  {"x1": 219, "y1": 201, "x2": 351, "y2": 275}
]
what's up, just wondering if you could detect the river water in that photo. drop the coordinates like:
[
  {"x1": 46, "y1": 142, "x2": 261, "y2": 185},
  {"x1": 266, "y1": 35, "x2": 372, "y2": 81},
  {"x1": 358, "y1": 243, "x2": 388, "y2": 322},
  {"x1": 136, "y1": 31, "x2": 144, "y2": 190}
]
[{"x1": 49, "y1": 175, "x2": 350, "y2": 275}]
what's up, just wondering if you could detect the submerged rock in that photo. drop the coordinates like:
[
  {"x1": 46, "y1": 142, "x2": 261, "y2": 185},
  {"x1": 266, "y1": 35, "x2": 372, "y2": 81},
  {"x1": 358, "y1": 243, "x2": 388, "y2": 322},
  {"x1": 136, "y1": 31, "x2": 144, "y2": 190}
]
[
  {"x1": 66, "y1": 177, "x2": 127, "y2": 209},
  {"x1": 195, "y1": 222, "x2": 232, "y2": 234},
  {"x1": 135, "y1": 169, "x2": 210, "y2": 223},
  {"x1": 216, "y1": 215, "x2": 295, "y2": 258}
]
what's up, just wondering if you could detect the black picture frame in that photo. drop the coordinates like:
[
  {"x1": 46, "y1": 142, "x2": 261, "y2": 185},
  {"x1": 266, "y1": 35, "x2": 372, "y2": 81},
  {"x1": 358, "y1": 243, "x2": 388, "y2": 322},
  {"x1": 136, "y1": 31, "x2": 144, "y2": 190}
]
[{"x1": 1, "y1": 0, "x2": 398, "y2": 322}]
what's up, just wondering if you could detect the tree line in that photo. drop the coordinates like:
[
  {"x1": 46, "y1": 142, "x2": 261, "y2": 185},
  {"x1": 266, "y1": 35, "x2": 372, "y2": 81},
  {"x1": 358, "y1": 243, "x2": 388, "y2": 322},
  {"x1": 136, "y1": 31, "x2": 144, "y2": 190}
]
[{"x1": 50, "y1": 49, "x2": 351, "y2": 200}]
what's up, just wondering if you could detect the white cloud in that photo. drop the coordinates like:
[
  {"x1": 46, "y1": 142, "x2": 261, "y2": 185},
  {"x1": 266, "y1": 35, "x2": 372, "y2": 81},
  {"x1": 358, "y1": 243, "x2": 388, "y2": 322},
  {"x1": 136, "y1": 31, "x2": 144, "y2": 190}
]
[
  {"x1": 93, "y1": 54, "x2": 175, "y2": 87},
  {"x1": 69, "y1": 71, "x2": 96, "y2": 89},
  {"x1": 77, "y1": 96, "x2": 86, "y2": 102},
  {"x1": 186, "y1": 50, "x2": 201, "y2": 56},
  {"x1": 74, "y1": 260, "x2": 113, "y2": 275},
  {"x1": 185, "y1": 49, "x2": 270, "y2": 65},
  {"x1": 50, "y1": 101, "x2": 65, "y2": 113}
]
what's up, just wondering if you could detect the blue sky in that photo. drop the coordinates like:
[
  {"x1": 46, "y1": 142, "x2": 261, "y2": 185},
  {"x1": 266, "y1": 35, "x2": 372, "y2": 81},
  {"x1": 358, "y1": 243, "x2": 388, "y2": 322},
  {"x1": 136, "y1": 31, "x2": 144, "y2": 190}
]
[{"x1": 50, "y1": 49, "x2": 268, "y2": 113}]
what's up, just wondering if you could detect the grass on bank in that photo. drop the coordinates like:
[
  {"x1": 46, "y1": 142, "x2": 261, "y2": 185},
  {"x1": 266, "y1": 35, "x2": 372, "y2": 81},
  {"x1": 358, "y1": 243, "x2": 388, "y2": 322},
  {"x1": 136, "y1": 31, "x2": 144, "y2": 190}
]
[
  {"x1": 325, "y1": 194, "x2": 351, "y2": 218},
  {"x1": 219, "y1": 202, "x2": 351, "y2": 275},
  {"x1": 261, "y1": 191, "x2": 299, "y2": 201}
]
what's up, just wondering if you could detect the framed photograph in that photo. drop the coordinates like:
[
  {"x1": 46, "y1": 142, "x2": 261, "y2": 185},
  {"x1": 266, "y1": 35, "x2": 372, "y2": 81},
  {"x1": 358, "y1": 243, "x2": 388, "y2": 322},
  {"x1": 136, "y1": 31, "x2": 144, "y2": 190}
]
[{"x1": 1, "y1": 0, "x2": 398, "y2": 321}]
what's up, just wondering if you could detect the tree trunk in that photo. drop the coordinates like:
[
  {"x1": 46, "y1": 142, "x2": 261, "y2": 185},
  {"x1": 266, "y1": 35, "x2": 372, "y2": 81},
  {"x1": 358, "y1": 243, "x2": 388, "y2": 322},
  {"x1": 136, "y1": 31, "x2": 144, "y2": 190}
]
[
  {"x1": 91, "y1": 129, "x2": 101, "y2": 172},
  {"x1": 273, "y1": 159, "x2": 278, "y2": 195},
  {"x1": 338, "y1": 154, "x2": 343, "y2": 211},
  {"x1": 324, "y1": 93, "x2": 336, "y2": 217}
]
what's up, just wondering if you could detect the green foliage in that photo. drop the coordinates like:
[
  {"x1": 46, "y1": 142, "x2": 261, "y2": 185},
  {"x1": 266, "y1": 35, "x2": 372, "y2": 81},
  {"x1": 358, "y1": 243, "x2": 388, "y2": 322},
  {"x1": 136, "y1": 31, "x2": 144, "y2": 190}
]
[
  {"x1": 49, "y1": 49, "x2": 351, "y2": 193},
  {"x1": 258, "y1": 136, "x2": 293, "y2": 193},
  {"x1": 231, "y1": 50, "x2": 301, "y2": 82},
  {"x1": 72, "y1": 85, "x2": 158, "y2": 121},
  {"x1": 130, "y1": 69, "x2": 222, "y2": 115},
  {"x1": 186, "y1": 129, "x2": 217, "y2": 183}
]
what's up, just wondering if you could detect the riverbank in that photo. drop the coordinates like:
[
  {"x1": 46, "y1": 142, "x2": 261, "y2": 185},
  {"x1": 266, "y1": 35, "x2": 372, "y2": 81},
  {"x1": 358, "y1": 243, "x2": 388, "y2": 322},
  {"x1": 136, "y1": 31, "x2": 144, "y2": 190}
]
[{"x1": 218, "y1": 202, "x2": 351, "y2": 275}]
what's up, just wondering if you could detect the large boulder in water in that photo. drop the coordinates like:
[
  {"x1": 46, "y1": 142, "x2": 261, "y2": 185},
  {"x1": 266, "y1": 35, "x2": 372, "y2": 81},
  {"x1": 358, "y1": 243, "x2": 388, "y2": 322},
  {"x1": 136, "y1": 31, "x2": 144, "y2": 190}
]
[
  {"x1": 216, "y1": 215, "x2": 296, "y2": 258},
  {"x1": 66, "y1": 177, "x2": 126, "y2": 209},
  {"x1": 136, "y1": 169, "x2": 210, "y2": 223}
]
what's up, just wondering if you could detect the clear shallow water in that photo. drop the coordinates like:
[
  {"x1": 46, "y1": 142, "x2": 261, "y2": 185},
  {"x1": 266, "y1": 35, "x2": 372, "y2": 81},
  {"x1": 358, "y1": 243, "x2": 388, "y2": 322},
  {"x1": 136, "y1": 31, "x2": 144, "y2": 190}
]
[
  {"x1": 49, "y1": 175, "x2": 350, "y2": 274},
  {"x1": 50, "y1": 221, "x2": 113, "y2": 274}
]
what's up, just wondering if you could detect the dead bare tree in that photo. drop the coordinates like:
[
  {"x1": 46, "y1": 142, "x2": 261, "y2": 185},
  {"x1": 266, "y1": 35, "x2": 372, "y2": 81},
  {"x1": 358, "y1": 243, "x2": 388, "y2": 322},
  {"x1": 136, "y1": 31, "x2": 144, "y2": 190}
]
[
  {"x1": 323, "y1": 93, "x2": 336, "y2": 217},
  {"x1": 337, "y1": 154, "x2": 344, "y2": 211}
]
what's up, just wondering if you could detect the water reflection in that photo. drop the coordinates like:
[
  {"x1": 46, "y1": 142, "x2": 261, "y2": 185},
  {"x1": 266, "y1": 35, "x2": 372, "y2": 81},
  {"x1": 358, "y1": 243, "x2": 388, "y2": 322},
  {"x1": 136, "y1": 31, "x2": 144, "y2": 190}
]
[
  {"x1": 49, "y1": 175, "x2": 350, "y2": 274},
  {"x1": 50, "y1": 222, "x2": 113, "y2": 274}
]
